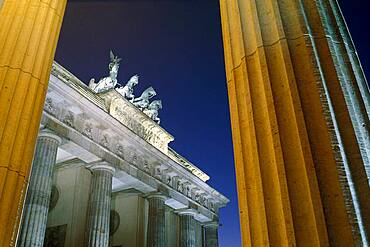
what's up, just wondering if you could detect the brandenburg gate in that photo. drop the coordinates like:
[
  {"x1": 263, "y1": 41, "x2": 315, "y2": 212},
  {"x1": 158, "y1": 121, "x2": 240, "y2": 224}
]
[{"x1": 0, "y1": 0, "x2": 369, "y2": 246}]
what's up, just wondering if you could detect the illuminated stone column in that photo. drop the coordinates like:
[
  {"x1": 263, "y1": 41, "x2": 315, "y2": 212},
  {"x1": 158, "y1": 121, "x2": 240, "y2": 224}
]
[
  {"x1": 18, "y1": 130, "x2": 61, "y2": 247},
  {"x1": 87, "y1": 163, "x2": 115, "y2": 247},
  {"x1": 179, "y1": 210, "x2": 197, "y2": 247},
  {"x1": 204, "y1": 222, "x2": 219, "y2": 247},
  {"x1": 219, "y1": 0, "x2": 369, "y2": 246},
  {"x1": 0, "y1": 0, "x2": 66, "y2": 245},
  {"x1": 146, "y1": 193, "x2": 167, "y2": 247}
]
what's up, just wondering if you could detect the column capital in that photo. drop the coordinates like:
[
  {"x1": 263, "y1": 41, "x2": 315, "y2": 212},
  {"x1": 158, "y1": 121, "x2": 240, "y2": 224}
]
[
  {"x1": 145, "y1": 192, "x2": 168, "y2": 201},
  {"x1": 88, "y1": 161, "x2": 115, "y2": 175},
  {"x1": 38, "y1": 129, "x2": 62, "y2": 144},
  {"x1": 176, "y1": 208, "x2": 198, "y2": 217},
  {"x1": 203, "y1": 221, "x2": 219, "y2": 229}
]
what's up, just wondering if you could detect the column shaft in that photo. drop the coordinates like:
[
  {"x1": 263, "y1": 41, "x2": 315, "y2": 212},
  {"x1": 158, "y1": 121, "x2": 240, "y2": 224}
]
[
  {"x1": 18, "y1": 131, "x2": 61, "y2": 247},
  {"x1": 165, "y1": 207, "x2": 178, "y2": 246},
  {"x1": 204, "y1": 226, "x2": 218, "y2": 247},
  {"x1": 195, "y1": 220, "x2": 203, "y2": 247},
  {"x1": 180, "y1": 214, "x2": 196, "y2": 247},
  {"x1": 0, "y1": 0, "x2": 66, "y2": 245},
  {"x1": 147, "y1": 196, "x2": 166, "y2": 247},
  {"x1": 87, "y1": 166, "x2": 114, "y2": 247},
  {"x1": 219, "y1": 0, "x2": 369, "y2": 246}
]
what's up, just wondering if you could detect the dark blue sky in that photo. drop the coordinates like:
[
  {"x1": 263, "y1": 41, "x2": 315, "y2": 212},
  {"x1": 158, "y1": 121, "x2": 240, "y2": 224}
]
[{"x1": 55, "y1": 1, "x2": 369, "y2": 246}]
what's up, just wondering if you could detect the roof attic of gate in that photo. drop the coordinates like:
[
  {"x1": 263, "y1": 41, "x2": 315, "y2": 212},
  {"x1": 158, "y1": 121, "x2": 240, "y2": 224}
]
[{"x1": 50, "y1": 61, "x2": 211, "y2": 183}]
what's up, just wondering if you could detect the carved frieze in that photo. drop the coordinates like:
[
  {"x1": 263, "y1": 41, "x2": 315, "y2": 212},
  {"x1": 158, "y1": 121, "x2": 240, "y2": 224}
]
[
  {"x1": 62, "y1": 111, "x2": 74, "y2": 127},
  {"x1": 45, "y1": 97, "x2": 56, "y2": 116},
  {"x1": 166, "y1": 175, "x2": 172, "y2": 185},
  {"x1": 177, "y1": 180, "x2": 184, "y2": 193},
  {"x1": 115, "y1": 144, "x2": 124, "y2": 157},
  {"x1": 98, "y1": 90, "x2": 174, "y2": 154},
  {"x1": 100, "y1": 134, "x2": 109, "y2": 148},
  {"x1": 83, "y1": 122, "x2": 93, "y2": 139}
]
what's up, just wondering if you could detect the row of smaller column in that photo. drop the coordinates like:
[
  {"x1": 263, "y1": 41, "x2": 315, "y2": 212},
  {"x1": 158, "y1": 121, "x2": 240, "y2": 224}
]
[
  {"x1": 17, "y1": 129, "x2": 219, "y2": 247},
  {"x1": 17, "y1": 130, "x2": 116, "y2": 247},
  {"x1": 146, "y1": 194, "x2": 219, "y2": 247}
]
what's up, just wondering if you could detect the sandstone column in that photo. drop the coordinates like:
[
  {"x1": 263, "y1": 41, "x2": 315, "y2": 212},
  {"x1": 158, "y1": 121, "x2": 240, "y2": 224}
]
[
  {"x1": 179, "y1": 210, "x2": 197, "y2": 247},
  {"x1": 204, "y1": 222, "x2": 219, "y2": 247},
  {"x1": 17, "y1": 130, "x2": 61, "y2": 247},
  {"x1": 0, "y1": 0, "x2": 67, "y2": 245},
  {"x1": 87, "y1": 163, "x2": 115, "y2": 247},
  {"x1": 219, "y1": 0, "x2": 369, "y2": 246},
  {"x1": 146, "y1": 193, "x2": 167, "y2": 247}
]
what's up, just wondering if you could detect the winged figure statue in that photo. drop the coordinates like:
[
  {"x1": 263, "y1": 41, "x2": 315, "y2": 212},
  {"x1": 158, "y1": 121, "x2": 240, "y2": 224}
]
[{"x1": 89, "y1": 50, "x2": 122, "y2": 93}]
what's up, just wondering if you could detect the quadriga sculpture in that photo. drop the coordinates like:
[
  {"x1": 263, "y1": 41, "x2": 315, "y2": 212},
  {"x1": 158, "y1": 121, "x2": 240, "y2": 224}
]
[
  {"x1": 143, "y1": 100, "x2": 162, "y2": 124},
  {"x1": 116, "y1": 75, "x2": 139, "y2": 100},
  {"x1": 89, "y1": 50, "x2": 122, "y2": 93},
  {"x1": 132, "y1": 87, "x2": 156, "y2": 110}
]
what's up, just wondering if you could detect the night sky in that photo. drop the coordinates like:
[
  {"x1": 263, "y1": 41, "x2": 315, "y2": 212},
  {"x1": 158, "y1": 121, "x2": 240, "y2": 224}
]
[{"x1": 54, "y1": 1, "x2": 370, "y2": 246}]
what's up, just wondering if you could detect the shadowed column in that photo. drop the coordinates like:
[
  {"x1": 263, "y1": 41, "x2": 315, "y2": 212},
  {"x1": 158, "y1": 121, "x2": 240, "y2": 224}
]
[
  {"x1": 18, "y1": 129, "x2": 61, "y2": 247},
  {"x1": 0, "y1": 0, "x2": 67, "y2": 245},
  {"x1": 87, "y1": 163, "x2": 115, "y2": 247},
  {"x1": 146, "y1": 193, "x2": 167, "y2": 247},
  {"x1": 179, "y1": 210, "x2": 197, "y2": 247},
  {"x1": 204, "y1": 222, "x2": 219, "y2": 247}
]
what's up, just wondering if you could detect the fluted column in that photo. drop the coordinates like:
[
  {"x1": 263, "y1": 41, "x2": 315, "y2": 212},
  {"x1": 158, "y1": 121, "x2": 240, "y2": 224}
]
[
  {"x1": 87, "y1": 163, "x2": 115, "y2": 247},
  {"x1": 179, "y1": 209, "x2": 197, "y2": 247},
  {"x1": 220, "y1": 0, "x2": 369, "y2": 246},
  {"x1": 146, "y1": 193, "x2": 167, "y2": 247},
  {"x1": 0, "y1": 1, "x2": 67, "y2": 245},
  {"x1": 204, "y1": 222, "x2": 219, "y2": 247},
  {"x1": 18, "y1": 130, "x2": 61, "y2": 247}
]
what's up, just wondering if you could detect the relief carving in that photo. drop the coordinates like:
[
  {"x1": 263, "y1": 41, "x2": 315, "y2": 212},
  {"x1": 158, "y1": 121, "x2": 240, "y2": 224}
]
[
  {"x1": 110, "y1": 101, "x2": 170, "y2": 153},
  {"x1": 116, "y1": 144, "x2": 124, "y2": 157},
  {"x1": 166, "y1": 175, "x2": 172, "y2": 185},
  {"x1": 45, "y1": 97, "x2": 56, "y2": 116},
  {"x1": 83, "y1": 123, "x2": 93, "y2": 139},
  {"x1": 100, "y1": 134, "x2": 109, "y2": 148},
  {"x1": 62, "y1": 111, "x2": 74, "y2": 127},
  {"x1": 195, "y1": 193, "x2": 200, "y2": 202}
]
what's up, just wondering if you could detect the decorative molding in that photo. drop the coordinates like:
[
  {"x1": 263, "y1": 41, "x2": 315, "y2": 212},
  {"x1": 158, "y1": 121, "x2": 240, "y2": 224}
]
[
  {"x1": 176, "y1": 208, "x2": 198, "y2": 217},
  {"x1": 144, "y1": 192, "x2": 168, "y2": 201},
  {"x1": 168, "y1": 148, "x2": 210, "y2": 182},
  {"x1": 88, "y1": 162, "x2": 116, "y2": 175},
  {"x1": 62, "y1": 110, "x2": 74, "y2": 127},
  {"x1": 38, "y1": 129, "x2": 62, "y2": 144},
  {"x1": 99, "y1": 90, "x2": 174, "y2": 154},
  {"x1": 202, "y1": 221, "x2": 219, "y2": 228}
]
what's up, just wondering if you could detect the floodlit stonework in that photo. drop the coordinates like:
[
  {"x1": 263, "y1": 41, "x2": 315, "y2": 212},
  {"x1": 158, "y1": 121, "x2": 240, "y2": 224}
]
[
  {"x1": 220, "y1": 0, "x2": 369, "y2": 246},
  {"x1": 1, "y1": 1, "x2": 369, "y2": 246},
  {"x1": 18, "y1": 62, "x2": 228, "y2": 246}
]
